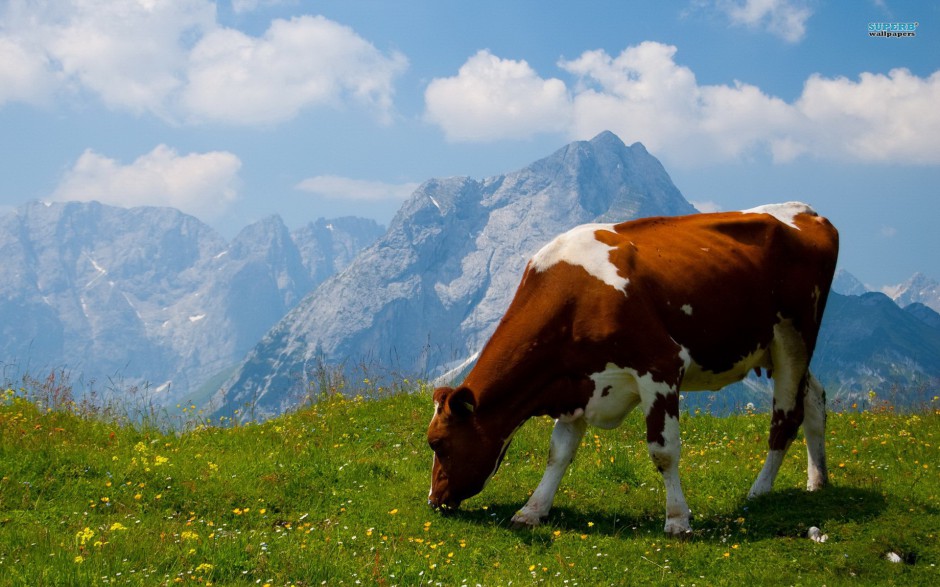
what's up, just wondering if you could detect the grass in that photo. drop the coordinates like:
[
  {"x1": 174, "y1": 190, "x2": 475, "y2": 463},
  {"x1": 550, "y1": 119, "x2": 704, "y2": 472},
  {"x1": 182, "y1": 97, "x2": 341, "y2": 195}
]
[{"x1": 1, "y1": 383, "x2": 938, "y2": 586}]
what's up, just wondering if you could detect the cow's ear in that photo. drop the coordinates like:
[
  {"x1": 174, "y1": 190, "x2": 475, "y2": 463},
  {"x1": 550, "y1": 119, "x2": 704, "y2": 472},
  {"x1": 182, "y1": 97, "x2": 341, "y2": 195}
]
[{"x1": 447, "y1": 386, "x2": 476, "y2": 418}]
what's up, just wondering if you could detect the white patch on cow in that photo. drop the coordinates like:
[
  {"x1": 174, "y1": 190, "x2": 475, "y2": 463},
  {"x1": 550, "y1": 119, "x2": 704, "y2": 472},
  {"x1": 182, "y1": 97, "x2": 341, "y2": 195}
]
[
  {"x1": 600, "y1": 357, "x2": 691, "y2": 536},
  {"x1": 557, "y1": 407, "x2": 584, "y2": 423},
  {"x1": 681, "y1": 345, "x2": 769, "y2": 392},
  {"x1": 767, "y1": 318, "x2": 806, "y2": 415},
  {"x1": 429, "y1": 453, "x2": 437, "y2": 500},
  {"x1": 681, "y1": 304, "x2": 693, "y2": 316},
  {"x1": 530, "y1": 223, "x2": 629, "y2": 295},
  {"x1": 677, "y1": 346, "x2": 692, "y2": 370},
  {"x1": 742, "y1": 202, "x2": 816, "y2": 230},
  {"x1": 749, "y1": 318, "x2": 812, "y2": 499},
  {"x1": 583, "y1": 364, "x2": 642, "y2": 429},
  {"x1": 511, "y1": 416, "x2": 587, "y2": 527}
]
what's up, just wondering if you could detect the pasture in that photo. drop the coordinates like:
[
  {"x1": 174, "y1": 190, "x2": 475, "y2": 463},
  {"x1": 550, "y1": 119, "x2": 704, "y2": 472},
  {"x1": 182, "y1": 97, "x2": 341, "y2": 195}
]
[{"x1": 1, "y1": 383, "x2": 937, "y2": 585}]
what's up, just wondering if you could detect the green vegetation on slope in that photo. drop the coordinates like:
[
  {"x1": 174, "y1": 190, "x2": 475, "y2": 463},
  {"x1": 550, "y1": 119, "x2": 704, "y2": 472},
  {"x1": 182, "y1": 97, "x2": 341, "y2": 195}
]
[{"x1": 1, "y1": 385, "x2": 938, "y2": 586}]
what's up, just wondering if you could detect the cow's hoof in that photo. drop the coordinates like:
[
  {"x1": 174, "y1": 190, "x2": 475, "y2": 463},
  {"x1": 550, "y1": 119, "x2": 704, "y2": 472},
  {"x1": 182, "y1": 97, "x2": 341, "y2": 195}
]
[
  {"x1": 663, "y1": 518, "x2": 692, "y2": 537},
  {"x1": 746, "y1": 484, "x2": 770, "y2": 500},
  {"x1": 806, "y1": 475, "x2": 829, "y2": 492},
  {"x1": 510, "y1": 510, "x2": 543, "y2": 529}
]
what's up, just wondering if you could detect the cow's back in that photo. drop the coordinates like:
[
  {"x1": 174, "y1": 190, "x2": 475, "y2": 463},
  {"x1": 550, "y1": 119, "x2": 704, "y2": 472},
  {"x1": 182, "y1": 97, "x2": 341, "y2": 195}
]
[
  {"x1": 608, "y1": 207, "x2": 838, "y2": 365},
  {"x1": 476, "y1": 205, "x2": 837, "y2": 396}
]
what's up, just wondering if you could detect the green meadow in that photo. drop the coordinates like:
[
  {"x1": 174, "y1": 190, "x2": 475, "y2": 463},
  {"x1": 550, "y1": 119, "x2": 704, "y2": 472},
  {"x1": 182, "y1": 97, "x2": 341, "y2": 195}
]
[{"x1": 1, "y1": 379, "x2": 937, "y2": 586}]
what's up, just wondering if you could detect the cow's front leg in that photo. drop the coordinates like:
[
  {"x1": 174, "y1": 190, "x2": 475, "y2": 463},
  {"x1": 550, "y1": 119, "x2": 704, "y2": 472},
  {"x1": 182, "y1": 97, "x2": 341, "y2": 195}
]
[
  {"x1": 511, "y1": 415, "x2": 587, "y2": 527},
  {"x1": 803, "y1": 372, "x2": 829, "y2": 491},
  {"x1": 749, "y1": 327, "x2": 810, "y2": 499},
  {"x1": 643, "y1": 388, "x2": 691, "y2": 535}
]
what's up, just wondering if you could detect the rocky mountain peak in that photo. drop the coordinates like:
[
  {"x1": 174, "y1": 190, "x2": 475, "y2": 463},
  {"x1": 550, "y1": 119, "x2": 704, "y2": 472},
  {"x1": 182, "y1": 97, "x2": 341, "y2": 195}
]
[{"x1": 213, "y1": 132, "x2": 697, "y2": 417}]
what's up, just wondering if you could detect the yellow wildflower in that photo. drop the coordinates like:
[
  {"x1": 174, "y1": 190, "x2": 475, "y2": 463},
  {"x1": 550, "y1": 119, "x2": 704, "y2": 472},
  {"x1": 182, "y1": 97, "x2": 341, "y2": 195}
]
[{"x1": 76, "y1": 527, "x2": 94, "y2": 546}]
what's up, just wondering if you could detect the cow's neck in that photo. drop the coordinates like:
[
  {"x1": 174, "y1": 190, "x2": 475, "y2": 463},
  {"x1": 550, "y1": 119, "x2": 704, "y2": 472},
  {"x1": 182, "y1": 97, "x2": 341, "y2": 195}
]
[
  {"x1": 463, "y1": 349, "x2": 565, "y2": 440},
  {"x1": 461, "y1": 285, "x2": 589, "y2": 436}
]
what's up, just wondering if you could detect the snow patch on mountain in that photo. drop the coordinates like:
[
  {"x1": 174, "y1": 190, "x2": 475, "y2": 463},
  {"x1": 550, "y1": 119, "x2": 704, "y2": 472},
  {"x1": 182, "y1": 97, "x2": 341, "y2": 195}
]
[{"x1": 883, "y1": 272, "x2": 940, "y2": 313}]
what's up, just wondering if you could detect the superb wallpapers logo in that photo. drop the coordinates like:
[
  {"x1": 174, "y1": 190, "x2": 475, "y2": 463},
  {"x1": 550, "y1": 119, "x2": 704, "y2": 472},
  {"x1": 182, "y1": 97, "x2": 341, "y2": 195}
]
[{"x1": 868, "y1": 22, "x2": 919, "y2": 38}]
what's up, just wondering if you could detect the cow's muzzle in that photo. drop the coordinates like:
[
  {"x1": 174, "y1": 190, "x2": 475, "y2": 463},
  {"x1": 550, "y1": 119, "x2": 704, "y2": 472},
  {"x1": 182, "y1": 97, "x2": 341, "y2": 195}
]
[{"x1": 428, "y1": 497, "x2": 461, "y2": 513}]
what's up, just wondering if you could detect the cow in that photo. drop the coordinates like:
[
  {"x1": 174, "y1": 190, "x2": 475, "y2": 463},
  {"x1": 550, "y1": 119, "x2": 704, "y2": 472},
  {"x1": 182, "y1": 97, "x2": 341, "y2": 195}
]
[{"x1": 427, "y1": 202, "x2": 839, "y2": 535}]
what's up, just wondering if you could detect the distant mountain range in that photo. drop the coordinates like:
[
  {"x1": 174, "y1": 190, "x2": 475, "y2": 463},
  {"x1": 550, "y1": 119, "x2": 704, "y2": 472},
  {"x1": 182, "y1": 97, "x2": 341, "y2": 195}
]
[
  {"x1": 211, "y1": 132, "x2": 698, "y2": 415},
  {"x1": 0, "y1": 202, "x2": 382, "y2": 404},
  {"x1": 2, "y1": 132, "x2": 937, "y2": 418},
  {"x1": 880, "y1": 272, "x2": 940, "y2": 313},
  {"x1": 211, "y1": 132, "x2": 939, "y2": 417}
]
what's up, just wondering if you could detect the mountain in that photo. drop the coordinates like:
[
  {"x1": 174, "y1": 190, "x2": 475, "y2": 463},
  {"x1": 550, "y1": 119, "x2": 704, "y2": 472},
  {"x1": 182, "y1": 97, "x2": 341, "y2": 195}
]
[
  {"x1": 883, "y1": 272, "x2": 940, "y2": 313},
  {"x1": 215, "y1": 131, "x2": 940, "y2": 419},
  {"x1": 213, "y1": 131, "x2": 698, "y2": 416},
  {"x1": 904, "y1": 302, "x2": 940, "y2": 329},
  {"x1": 812, "y1": 292, "x2": 940, "y2": 405},
  {"x1": 0, "y1": 201, "x2": 382, "y2": 403},
  {"x1": 831, "y1": 269, "x2": 869, "y2": 296},
  {"x1": 6, "y1": 134, "x2": 935, "y2": 420},
  {"x1": 293, "y1": 217, "x2": 389, "y2": 286},
  {"x1": 830, "y1": 269, "x2": 940, "y2": 322}
]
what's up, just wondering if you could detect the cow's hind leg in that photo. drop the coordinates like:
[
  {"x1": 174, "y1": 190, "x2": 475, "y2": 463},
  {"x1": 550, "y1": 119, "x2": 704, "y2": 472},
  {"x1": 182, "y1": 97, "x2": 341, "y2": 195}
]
[
  {"x1": 803, "y1": 371, "x2": 829, "y2": 491},
  {"x1": 749, "y1": 320, "x2": 808, "y2": 498},
  {"x1": 511, "y1": 416, "x2": 587, "y2": 527},
  {"x1": 641, "y1": 383, "x2": 691, "y2": 535}
]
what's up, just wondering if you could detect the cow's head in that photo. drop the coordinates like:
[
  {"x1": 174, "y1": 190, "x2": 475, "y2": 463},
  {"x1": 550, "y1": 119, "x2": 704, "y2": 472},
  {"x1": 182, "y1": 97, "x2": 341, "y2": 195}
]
[{"x1": 427, "y1": 385, "x2": 507, "y2": 511}]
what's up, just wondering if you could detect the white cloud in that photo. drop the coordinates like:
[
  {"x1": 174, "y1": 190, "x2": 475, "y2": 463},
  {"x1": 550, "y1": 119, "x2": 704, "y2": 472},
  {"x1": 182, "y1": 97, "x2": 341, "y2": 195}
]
[
  {"x1": 713, "y1": 0, "x2": 813, "y2": 42},
  {"x1": 2, "y1": 0, "x2": 215, "y2": 116},
  {"x1": 424, "y1": 50, "x2": 571, "y2": 141},
  {"x1": 182, "y1": 15, "x2": 407, "y2": 125},
  {"x1": 796, "y1": 69, "x2": 940, "y2": 165},
  {"x1": 295, "y1": 175, "x2": 419, "y2": 202},
  {"x1": 560, "y1": 42, "x2": 800, "y2": 165},
  {"x1": 426, "y1": 42, "x2": 940, "y2": 166},
  {"x1": 0, "y1": 2, "x2": 406, "y2": 125},
  {"x1": 0, "y1": 36, "x2": 58, "y2": 106},
  {"x1": 51, "y1": 145, "x2": 242, "y2": 219},
  {"x1": 231, "y1": 0, "x2": 295, "y2": 14}
]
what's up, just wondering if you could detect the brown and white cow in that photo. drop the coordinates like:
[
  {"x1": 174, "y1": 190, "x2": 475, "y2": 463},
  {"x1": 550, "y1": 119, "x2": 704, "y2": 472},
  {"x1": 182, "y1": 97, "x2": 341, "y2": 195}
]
[{"x1": 427, "y1": 202, "x2": 839, "y2": 535}]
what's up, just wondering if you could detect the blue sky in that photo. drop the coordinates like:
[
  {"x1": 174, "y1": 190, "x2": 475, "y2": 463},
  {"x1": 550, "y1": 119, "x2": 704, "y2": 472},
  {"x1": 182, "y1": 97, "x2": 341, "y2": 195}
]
[{"x1": 1, "y1": 0, "x2": 937, "y2": 289}]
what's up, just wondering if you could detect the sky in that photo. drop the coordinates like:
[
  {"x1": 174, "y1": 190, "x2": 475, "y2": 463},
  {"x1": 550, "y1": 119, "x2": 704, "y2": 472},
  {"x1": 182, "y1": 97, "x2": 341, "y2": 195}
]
[{"x1": 1, "y1": 0, "x2": 938, "y2": 290}]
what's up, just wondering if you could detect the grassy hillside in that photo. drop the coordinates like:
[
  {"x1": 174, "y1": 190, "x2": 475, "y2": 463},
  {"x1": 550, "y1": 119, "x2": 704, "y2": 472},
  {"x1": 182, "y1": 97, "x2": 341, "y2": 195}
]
[{"x1": 1, "y1": 383, "x2": 938, "y2": 586}]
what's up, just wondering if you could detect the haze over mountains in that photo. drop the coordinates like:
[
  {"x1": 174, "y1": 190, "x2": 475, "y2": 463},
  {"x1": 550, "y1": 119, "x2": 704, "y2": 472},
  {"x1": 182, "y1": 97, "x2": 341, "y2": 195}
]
[
  {"x1": 0, "y1": 202, "x2": 382, "y2": 403},
  {"x1": 2, "y1": 132, "x2": 938, "y2": 418}
]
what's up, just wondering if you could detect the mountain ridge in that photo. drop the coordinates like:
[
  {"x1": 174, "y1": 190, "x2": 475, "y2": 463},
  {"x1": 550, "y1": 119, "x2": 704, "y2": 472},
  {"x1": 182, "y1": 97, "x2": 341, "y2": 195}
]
[
  {"x1": 0, "y1": 201, "x2": 383, "y2": 402},
  {"x1": 210, "y1": 133, "x2": 712, "y2": 416},
  {"x1": 214, "y1": 133, "x2": 940, "y2": 418},
  {"x1": 2, "y1": 134, "x2": 937, "y2": 419}
]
